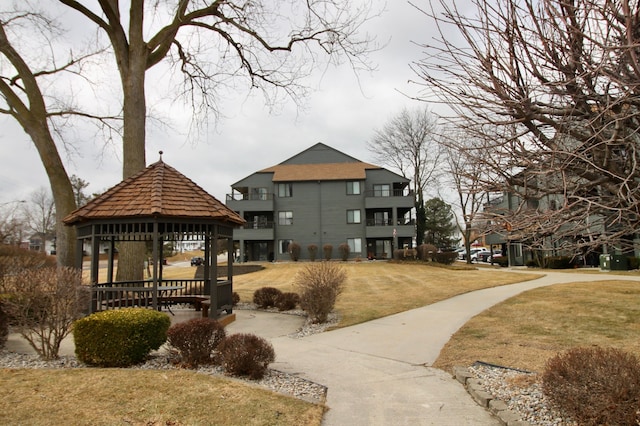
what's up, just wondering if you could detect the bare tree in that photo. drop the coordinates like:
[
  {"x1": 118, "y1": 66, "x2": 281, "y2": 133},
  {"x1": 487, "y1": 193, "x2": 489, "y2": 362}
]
[
  {"x1": 368, "y1": 106, "x2": 442, "y2": 245},
  {"x1": 0, "y1": 201, "x2": 26, "y2": 246},
  {"x1": 2, "y1": 1, "x2": 378, "y2": 278},
  {"x1": 22, "y1": 187, "x2": 56, "y2": 253},
  {"x1": 0, "y1": 13, "x2": 84, "y2": 266},
  {"x1": 443, "y1": 142, "x2": 488, "y2": 264},
  {"x1": 412, "y1": 0, "x2": 640, "y2": 255}
]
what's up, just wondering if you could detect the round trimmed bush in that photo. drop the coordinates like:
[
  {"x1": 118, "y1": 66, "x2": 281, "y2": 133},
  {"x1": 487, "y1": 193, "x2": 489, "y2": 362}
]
[
  {"x1": 73, "y1": 308, "x2": 170, "y2": 367},
  {"x1": 218, "y1": 333, "x2": 275, "y2": 379},
  {"x1": 253, "y1": 287, "x2": 282, "y2": 309},
  {"x1": 275, "y1": 292, "x2": 300, "y2": 311},
  {"x1": 167, "y1": 318, "x2": 226, "y2": 367}
]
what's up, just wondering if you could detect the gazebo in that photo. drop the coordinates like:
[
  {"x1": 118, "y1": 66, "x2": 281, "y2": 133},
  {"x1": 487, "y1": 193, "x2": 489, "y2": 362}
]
[{"x1": 63, "y1": 154, "x2": 245, "y2": 317}]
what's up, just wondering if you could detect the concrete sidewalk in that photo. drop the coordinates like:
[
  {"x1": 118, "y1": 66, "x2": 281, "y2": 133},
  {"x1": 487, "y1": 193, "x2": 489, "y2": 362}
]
[{"x1": 7, "y1": 269, "x2": 639, "y2": 425}]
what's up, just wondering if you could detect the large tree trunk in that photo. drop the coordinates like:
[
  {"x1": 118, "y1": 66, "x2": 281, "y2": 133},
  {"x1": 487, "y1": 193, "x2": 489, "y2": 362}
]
[{"x1": 114, "y1": 4, "x2": 147, "y2": 282}]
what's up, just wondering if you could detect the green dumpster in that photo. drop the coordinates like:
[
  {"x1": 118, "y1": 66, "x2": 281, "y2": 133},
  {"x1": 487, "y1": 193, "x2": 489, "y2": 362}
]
[
  {"x1": 611, "y1": 254, "x2": 629, "y2": 271},
  {"x1": 599, "y1": 254, "x2": 610, "y2": 271}
]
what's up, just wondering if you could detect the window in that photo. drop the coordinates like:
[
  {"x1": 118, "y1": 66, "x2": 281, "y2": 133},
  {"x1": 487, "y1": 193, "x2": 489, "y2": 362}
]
[
  {"x1": 279, "y1": 239, "x2": 292, "y2": 254},
  {"x1": 373, "y1": 184, "x2": 390, "y2": 197},
  {"x1": 347, "y1": 209, "x2": 361, "y2": 224},
  {"x1": 278, "y1": 211, "x2": 293, "y2": 225},
  {"x1": 278, "y1": 183, "x2": 293, "y2": 197},
  {"x1": 346, "y1": 181, "x2": 361, "y2": 195},
  {"x1": 347, "y1": 238, "x2": 362, "y2": 253}
]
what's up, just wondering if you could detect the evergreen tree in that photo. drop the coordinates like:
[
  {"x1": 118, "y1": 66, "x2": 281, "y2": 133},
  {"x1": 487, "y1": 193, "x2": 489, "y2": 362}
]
[{"x1": 423, "y1": 198, "x2": 458, "y2": 249}]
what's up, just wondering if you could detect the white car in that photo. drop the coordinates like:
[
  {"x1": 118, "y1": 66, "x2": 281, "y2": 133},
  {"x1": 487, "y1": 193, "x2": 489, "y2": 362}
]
[
  {"x1": 470, "y1": 248, "x2": 490, "y2": 262},
  {"x1": 459, "y1": 247, "x2": 488, "y2": 261}
]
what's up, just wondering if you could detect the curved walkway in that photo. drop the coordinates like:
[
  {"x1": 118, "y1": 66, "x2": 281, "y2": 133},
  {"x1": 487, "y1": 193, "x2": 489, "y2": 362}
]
[{"x1": 262, "y1": 269, "x2": 640, "y2": 425}]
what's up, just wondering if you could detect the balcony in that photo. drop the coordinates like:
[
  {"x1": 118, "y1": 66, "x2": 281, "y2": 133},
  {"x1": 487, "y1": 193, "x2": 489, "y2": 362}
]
[
  {"x1": 365, "y1": 189, "x2": 414, "y2": 209},
  {"x1": 226, "y1": 191, "x2": 274, "y2": 211},
  {"x1": 233, "y1": 221, "x2": 275, "y2": 240},
  {"x1": 365, "y1": 218, "x2": 415, "y2": 239}
]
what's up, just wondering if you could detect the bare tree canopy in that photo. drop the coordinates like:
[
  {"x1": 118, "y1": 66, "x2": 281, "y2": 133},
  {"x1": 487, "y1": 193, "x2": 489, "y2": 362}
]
[
  {"x1": 369, "y1": 107, "x2": 441, "y2": 198},
  {"x1": 1, "y1": 1, "x2": 378, "y2": 272},
  {"x1": 414, "y1": 0, "x2": 640, "y2": 253},
  {"x1": 368, "y1": 106, "x2": 441, "y2": 245}
]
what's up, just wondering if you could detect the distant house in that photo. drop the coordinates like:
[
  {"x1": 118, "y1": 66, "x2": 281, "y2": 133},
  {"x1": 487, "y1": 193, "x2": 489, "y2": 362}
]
[
  {"x1": 226, "y1": 143, "x2": 415, "y2": 262},
  {"x1": 28, "y1": 232, "x2": 56, "y2": 255}
]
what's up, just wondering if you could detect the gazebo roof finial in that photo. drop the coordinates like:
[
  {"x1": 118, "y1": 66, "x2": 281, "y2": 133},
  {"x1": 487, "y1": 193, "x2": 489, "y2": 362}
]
[{"x1": 159, "y1": 150, "x2": 163, "y2": 162}]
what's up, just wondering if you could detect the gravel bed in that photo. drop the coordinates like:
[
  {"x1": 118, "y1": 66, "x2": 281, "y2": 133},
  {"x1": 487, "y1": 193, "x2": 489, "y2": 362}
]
[
  {"x1": 0, "y1": 307, "x2": 333, "y2": 404},
  {"x1": 470, "y1": 364, "x2": 578, "y2": 426}
]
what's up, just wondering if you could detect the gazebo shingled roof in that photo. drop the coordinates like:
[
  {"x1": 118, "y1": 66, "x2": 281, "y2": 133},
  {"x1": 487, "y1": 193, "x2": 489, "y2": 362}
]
[{"x1": 64, "y1": 158, "x2": 244, "y2": 225}]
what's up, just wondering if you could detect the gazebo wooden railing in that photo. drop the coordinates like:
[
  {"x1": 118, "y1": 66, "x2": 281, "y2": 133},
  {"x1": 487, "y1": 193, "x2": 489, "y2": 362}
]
[{"x1": 92, "y1": 278, "x2": 233, "y2": 313}]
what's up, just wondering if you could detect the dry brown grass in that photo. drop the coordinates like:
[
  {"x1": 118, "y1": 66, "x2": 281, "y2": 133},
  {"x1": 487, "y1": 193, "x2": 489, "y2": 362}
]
[
  {"x1": 433, "y1": 280, "x2": 640, "y2": 373},
  {"x1": 0, "y1": 369, "x2": 323, "y2": 425},
  {"x1": 232, "y1": 261, "x2": 542, "y2": 328}
]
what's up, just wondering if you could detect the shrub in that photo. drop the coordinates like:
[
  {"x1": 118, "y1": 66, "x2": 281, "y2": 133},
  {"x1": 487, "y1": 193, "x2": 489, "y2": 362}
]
[
  {"x1": 167, "y1": 318, "x2": 226, "y2": 367},
  {"x1": 0, "y1": 266, "x2": 85, "y2": 360},
  {"x1": 0, "y1": 246, "x2": 56, "y2": 282},
  {"x1": 628, "y1": 256, "x2": 639, "y2": 270},
  {"x1": 295, "y1": 262, "x2": 346, "y2": 323},
  {"x1": 73, "y1": 308, "x2": 170, "y2": 367},
  {"x1": 542, "y1": 256, "x2": 572, "y2": 269},
  {"x1": 307, "y1": 244, "x2": 318, "y2": 262},
  {"x1": 289, "y1": 241, "x2": 301, "y2": 261},
  {"x1": 275, "y1": 292, "x2": 300, "y2": 311},
  {"x1": 322, "y1": 244, "x2": 333, "y2": 260},
  {"x1": 417, "y1": 244, "x2": 438, "y2": 261},
  {"x1": 232, "y1": 291, "x2": 240, "y2": 306},
  {"x1": 494, "y1": 256, "x2": 509, "y2": 267},
  {"x1": 338, "y1": 243, "x2": 350, "y2": 261},
  {"x1": 253, "y1": 287, "x2": 282, "y2": 309},
  {"x1": 434, "y1": 252, "x2": 458, "y2": 264},
  {"x1": 542, "y1": 346, "x2": 640, "y2": 426},
  {"x1": 217, "y1": 333, "x2": 275, "y2": 379},
  {"x1": 393, "y1": 248, "x2": 418, "y2": 261}
]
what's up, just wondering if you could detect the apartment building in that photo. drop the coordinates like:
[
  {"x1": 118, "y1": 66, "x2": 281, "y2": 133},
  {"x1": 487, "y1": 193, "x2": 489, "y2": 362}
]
[{"x1": 226, "y1": 143, "x2": 415, "y2": 261}]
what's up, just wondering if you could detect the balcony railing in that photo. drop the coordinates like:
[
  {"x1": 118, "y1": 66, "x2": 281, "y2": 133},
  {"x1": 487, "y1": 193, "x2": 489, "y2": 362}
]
[
  {"x1": 241, "y1": 221, "x2": 274, "y2": 229},
  {"x1": 366, "y1": 218, "x2": 415, "y2": 226},
  {"x1": 365, "y1": 189, "x2": 414, "y2": 198},
  {"x1": 226, "y1": 192, "x2": 274, "y2": 202}
]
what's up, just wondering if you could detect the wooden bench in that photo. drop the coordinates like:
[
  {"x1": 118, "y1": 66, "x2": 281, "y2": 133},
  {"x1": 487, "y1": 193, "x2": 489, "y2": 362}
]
[{"x1": 158, "y1": 295, "x2": 209, "y2": 311}]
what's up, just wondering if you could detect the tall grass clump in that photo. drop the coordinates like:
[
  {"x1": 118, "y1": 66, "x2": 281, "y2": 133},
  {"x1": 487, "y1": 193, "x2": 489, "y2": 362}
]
[{"x1": 295, "y1": 262, "x2": 346, "y2": 323}]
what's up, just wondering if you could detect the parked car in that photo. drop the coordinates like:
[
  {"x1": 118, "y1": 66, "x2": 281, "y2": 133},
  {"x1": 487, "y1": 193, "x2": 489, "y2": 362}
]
[
  {"x1": 470, "y1": 249, "x2": 491, "y2": 262},
  {"x1": 478, "y1": 250, "x2": 502, "y2": 262},
  {"x1": 190, "y1": 256, "x2": 204, "y2": 266},
  {"x1": 460, "y1": 247, "x2": 488, "y2": 261}
]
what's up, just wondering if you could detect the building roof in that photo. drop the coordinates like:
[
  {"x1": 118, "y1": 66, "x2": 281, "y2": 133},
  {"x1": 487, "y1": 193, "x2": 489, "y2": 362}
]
[
  {"x1": 63, "y1": 159, "x2": 245, "y2": 226},
  {"x1": 259, "y1": 162, "x2": 382, "y2": 182}
]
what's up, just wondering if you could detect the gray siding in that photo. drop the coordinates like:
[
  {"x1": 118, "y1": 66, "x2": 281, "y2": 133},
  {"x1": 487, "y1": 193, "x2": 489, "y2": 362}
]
[{"x1": 273, "y1": 180, "x2": 366, "y2": 259}]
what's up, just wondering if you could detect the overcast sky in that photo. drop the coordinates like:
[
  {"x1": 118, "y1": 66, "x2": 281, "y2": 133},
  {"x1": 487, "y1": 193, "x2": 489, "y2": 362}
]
[{"x1": 0, "y1": 1, "x2": 446, "y2": 207}]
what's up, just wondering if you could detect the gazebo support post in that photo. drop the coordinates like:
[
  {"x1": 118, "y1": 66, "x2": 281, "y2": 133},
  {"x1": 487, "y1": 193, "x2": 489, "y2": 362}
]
[
  {"x1": 151, "y1": 223, "x2": 159, "y2": 311},
  {"x1": 207, "y1": 231, "x2": 219, "y2": 318},
  {"x1": 107, "y1": 237, "x2": 115, "y2": 283}
]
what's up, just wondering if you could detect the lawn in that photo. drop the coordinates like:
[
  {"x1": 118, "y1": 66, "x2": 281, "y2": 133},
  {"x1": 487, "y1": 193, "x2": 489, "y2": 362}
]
[
  {"x1": 10, "y1": 258, "x2": 639, "y2": 424},
  {"x1": 433, "y1": 279, "x2": 640, "y2": 373}
]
